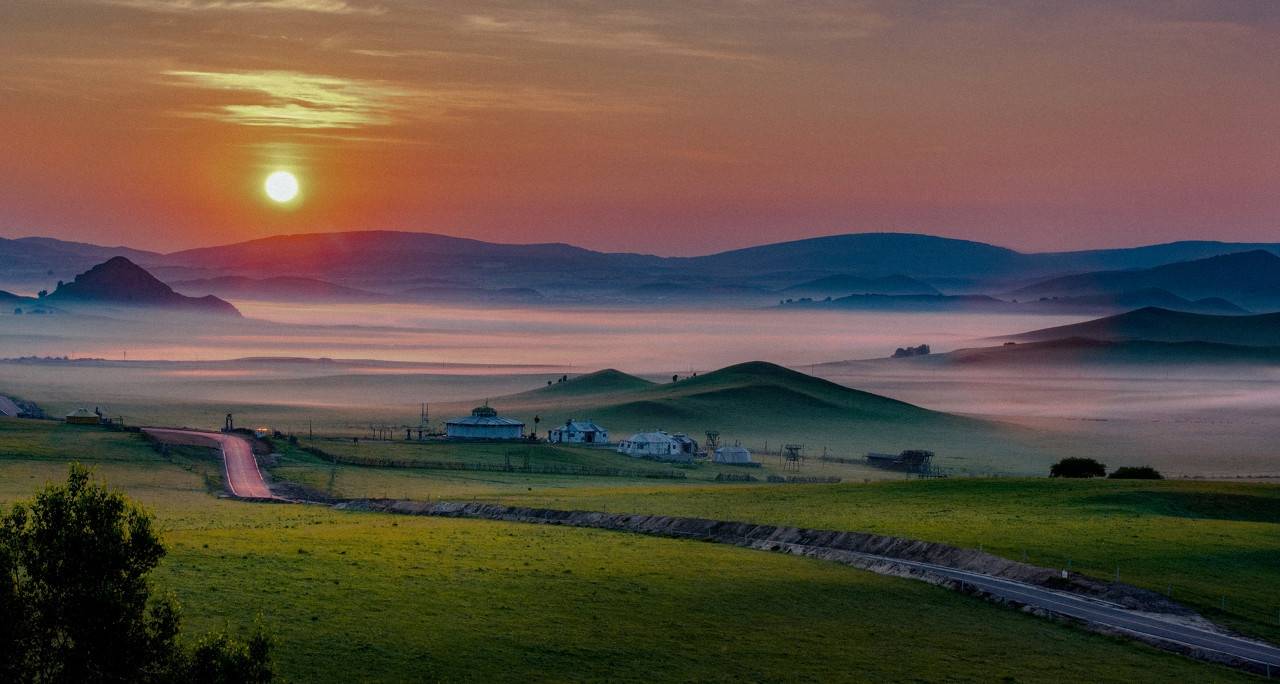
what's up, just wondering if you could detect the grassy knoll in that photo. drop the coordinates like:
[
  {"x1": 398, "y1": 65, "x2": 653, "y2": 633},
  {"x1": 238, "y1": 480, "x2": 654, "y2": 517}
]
[{"x1": 0, "y1": 417, "x2": 1259, "y2": 682}]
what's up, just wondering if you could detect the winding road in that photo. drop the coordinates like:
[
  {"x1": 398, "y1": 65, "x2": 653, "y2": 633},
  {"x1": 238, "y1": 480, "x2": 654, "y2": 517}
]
[
  {"x1": 144, "y1": 429, "x2": 274, "y2": 499},
  {"x1": 768, "y1": 540, "x2": 1280, "y2": 672}
]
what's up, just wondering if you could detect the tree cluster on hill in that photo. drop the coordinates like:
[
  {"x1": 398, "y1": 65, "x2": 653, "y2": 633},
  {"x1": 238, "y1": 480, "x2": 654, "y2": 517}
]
[
  {"x1": 0, "y1": 464, "x2": 273, "y2": 683},
  {"x1": 1049, "y1": 457, "x2": 1107, "y2": 478},
  {"x1": 1049, "y1": 458, "x2": 1164, "y2": 480},
  {"x1": 892, "y1": 344, "x2": 931, "y2": 358},
  {"x1": 1108, "y1": 466, "x2": 1164, "y2": 480}
]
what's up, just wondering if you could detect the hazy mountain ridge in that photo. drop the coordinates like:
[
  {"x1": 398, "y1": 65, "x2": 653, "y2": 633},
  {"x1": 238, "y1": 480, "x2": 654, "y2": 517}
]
[
  {"x1": 46, "y1": 257, "x2": 240, "y2": 316},
  {"x1": 1012, "y1": 251, "x2": 1280, "y2": 309},
  {"x1": 0, "y1": 236, "x2": 158, "y2": 291},
  {"x1": 8, "y1": 231, "x2": 1280, "y2": 308},
  {"x1": 1007, "y1": 307, "x2": 1280, "y2": 347}
]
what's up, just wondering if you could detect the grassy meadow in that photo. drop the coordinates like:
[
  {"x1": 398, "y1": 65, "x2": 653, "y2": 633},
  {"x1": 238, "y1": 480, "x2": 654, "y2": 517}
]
[
  {"x1": 0, "y1": 416, "x2": 1269, "y2": 682},
  {"x1": 263, "y1": 436, "x2": 1280, "y2": 646}
]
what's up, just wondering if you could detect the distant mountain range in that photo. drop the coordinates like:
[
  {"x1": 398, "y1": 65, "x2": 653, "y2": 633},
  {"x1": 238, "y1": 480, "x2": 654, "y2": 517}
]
[
  {"x1": 939, "y1": 338, "x2": 1280, "y2": 367},
  {"x1": 1012, "y1": 251, "x2": 1280, "y2": 309},
  {"x1": 45, "y1": 257, "x2": 240, "y2": 316},
  {"x1": 170, "y1": 275, "x2": 382, "y2": 302},
  {"x1": 1006, "y1": 307, "x2": 1280, "y2": 347},
  {"x1": 4, "y1": 230, "x2": 1280, "y2": 310},
  {"x1": 780, "y1": 288, "x2": 1244, "y2": 315}
]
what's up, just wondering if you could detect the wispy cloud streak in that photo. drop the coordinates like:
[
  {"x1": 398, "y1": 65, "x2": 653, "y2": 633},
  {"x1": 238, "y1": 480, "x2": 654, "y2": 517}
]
[
  {"x1": 163, "y1": 70, "x2": 405, "y2": 128},
  {"x1": 461, "y1": 12, "x2": 760, "y2": 62},
  {"x1": 100, "y1": 0, "x2": 382, "y2": 15},
  {"x1": 162, "y1": 69, "x2": 656, "y2": 129}
]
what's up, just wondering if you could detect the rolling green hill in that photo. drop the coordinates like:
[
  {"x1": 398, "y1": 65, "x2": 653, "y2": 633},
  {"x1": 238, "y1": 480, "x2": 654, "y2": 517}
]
[
  {"x1": 512, "y1": 368, "x2": 656, "y2": 399},
  {"x1": 465, "y1": 362, "x2": 1005, "y2": 467}
]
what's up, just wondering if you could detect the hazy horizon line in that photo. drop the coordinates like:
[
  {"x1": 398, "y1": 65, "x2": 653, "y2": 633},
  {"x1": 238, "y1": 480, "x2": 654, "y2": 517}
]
[{"x1": 7, "y1": 226, "x2": 1278, "y2": 261}]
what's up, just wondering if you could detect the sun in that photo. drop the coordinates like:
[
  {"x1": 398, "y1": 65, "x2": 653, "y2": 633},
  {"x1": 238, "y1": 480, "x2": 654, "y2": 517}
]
[{"x1": 264, "y1": 170, "x2": 299, "y2": 203}]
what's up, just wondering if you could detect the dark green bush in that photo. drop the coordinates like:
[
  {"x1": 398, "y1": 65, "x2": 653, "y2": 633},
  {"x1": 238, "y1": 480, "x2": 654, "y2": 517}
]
[
  {"x1": 1109, "y1": 466, "x2": 1164, "y2": 480},
  {"x1": 0, "y1": 464, "x2": 273, "y2": 683},
  {"x1": 1049, "y1": 457, "x2": 1107, "y2": 478}
]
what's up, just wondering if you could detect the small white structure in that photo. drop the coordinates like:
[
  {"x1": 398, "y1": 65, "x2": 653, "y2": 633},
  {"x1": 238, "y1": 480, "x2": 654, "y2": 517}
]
[
  {"x1": 445, "y1": 405, "x2": 525, "y2": 440},
  {"x1": 714, "y1": 445, "x2": 755, "y2": 465},
  {"x1": 616, "y1": 430, "x2": 690, "y2": 461},
  {"x1": 671, "y1": 433, "x2": 699, "y2": 455},
  {"x1": 548, "y1": 418, "x2": 608, "y2": 445}
]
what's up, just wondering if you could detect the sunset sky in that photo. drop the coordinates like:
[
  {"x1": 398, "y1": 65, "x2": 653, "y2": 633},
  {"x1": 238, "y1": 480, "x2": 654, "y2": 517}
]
[{"x1": 1, "y1": 1, "x2": 1277, "y2": 255}]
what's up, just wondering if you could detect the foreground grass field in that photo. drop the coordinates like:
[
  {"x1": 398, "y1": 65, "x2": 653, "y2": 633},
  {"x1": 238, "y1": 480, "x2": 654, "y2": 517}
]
[
  {"x1": 473, "y1": 478, "x2": 1280, "y2": 645},
  {"x1": 260, "y1": 439, "x2": 1280, "y2": 646},
  {"x1": 0, "y1": 418, "x2": 1269, "y2": 681}
]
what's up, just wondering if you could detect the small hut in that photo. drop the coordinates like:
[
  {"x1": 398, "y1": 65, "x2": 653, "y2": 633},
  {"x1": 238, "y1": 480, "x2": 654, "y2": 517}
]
[
  {"x1": 616, "y1": 431, "x2": 689, "y2": 461},
  {"x1": 65, "y1": 407, "x2": 102, "y2": 425},
  {"x1": 548, "y1": 419, "x2": 609, "y2": 445}
]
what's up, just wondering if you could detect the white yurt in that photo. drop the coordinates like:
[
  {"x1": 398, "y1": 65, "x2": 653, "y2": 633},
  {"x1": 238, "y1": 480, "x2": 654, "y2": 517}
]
[
  {"x1": 714, "y1": 445, "x2": 754, "y2": 465},
  {"x1": 445, "y1": 405, "x2": 525, "y2": 440}
]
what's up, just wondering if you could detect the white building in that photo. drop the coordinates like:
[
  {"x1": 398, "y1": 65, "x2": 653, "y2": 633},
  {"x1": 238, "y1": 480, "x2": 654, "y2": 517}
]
[
  {"x1": 714, "y1": 445, "x2": 755, "y2": 465},
  {"x1": 445, "y1": 405, "x2": 525, "y2": 440},
  {"x1": 616, "y1": 430, "x2": 691, "y2": 461},
  {"x1": 548, "y1": 419, "x2": 608, "y2": 445}
]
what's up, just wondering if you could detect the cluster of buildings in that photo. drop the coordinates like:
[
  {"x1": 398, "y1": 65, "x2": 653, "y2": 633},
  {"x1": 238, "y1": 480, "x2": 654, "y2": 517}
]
[{"x1": 440, "y1": 405, "x2": 754, "y2": 465}]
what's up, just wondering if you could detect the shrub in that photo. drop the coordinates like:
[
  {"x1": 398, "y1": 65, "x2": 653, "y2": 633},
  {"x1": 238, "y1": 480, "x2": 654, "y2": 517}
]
[
  {"x1": 1109, "y1": 466, "x2": 1164, "y2": 480},
  {"x1": 1049, "y1": 457, "x2": 1107, "y2": 478},
  {"x1": 0, "y1": 464, "x2": 274, "y2": 683}
]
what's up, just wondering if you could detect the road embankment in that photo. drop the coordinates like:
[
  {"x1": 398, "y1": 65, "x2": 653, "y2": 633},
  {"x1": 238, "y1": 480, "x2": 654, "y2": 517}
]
[{"x1": 337, "y1": 499, "x2": 1280, "y2": 676}]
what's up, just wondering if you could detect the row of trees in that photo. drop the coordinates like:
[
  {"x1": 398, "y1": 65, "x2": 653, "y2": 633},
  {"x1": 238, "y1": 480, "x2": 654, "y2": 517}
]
[
  {"x1": 1, "y1": 465, "x2": 274, "y2": 683},
  {"x1": 1049, "y1": 458, "x2": 1163, "y2": 479}
]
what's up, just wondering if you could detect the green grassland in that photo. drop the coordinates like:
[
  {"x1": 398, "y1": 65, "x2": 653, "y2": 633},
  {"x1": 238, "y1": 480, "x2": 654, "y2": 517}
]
[
  {"x1": 0, "y1": 416, "x2": 1264, "y2": 682},
  {"x1": 447, "y1": 477, "x2": 1280, "y2": 645},
  {"x1": 260, "y1": 436, "x2": 1280, "y2": 647}
]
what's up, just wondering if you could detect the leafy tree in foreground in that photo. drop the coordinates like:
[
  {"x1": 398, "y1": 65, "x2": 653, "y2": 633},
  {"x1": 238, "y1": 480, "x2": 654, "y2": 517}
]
[
  {"x1": 1108, "y1": 466, "x2": 1164, "y2": 480},
  {"x1": 1049, "y1": 457, "x2": 1107, "y2": 478},
  {"x1": 0, "y1": 464, "x2": 273, "y2": 683}
]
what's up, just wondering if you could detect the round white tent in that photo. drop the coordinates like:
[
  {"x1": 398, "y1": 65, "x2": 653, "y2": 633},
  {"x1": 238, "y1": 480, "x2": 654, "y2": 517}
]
[{"x1": 714, "y1": 445, "x2": 754, "y2": 465}]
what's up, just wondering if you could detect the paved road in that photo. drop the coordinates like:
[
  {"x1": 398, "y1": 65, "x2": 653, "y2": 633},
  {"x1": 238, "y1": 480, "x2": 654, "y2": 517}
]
[
  {"x1": 773, "y1": 540, "x2": 1280, "y2": 672},
  {"x1": 145, "y1": 429, "x2": 274, "y2": 499}
]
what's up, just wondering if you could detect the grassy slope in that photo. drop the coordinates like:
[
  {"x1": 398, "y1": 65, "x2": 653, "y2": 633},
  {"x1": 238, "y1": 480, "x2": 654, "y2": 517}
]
[
  {"x1": 0, "y1": 418, "x2": 1258, "y2": 682},
  {"x1": 490, "y1": 478, "x2": 1280, "y2": 644},
  {"x1": 266, "y1": 435, "x2": 1280, "y2": 643}
]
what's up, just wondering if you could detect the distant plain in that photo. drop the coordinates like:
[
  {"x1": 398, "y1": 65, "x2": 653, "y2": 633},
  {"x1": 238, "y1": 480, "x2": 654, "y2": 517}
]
[{"x1": 3, "y1": 301, "x2": 1279, "y2": 477}]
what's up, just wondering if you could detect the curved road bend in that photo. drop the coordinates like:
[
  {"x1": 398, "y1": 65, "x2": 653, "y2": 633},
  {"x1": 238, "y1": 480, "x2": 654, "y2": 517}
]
[
  {"x1": 144, "y1": 429, "x2": 274, "y2": 499},
  {"x1": 768, "y1": 540, "x2": 1280, "y2": 671}
]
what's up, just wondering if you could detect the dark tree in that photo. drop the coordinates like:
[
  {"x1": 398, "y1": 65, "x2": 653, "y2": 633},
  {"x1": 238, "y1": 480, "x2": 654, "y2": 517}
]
[
  {"x1": 1049, "y1": 457, "x2": 1107, "y2": 478},
  {"x1": 0, "y1": 464, "x2": 273, "y2": 683},
  {"x1": 1108, "y1": 466, "x2": 1163, "y2": 480}
]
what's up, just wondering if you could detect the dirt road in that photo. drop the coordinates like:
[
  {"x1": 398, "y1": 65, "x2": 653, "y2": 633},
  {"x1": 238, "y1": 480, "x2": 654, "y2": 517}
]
[{"x1": 145, "y1": 428, "x2": 274, "y2": 499}]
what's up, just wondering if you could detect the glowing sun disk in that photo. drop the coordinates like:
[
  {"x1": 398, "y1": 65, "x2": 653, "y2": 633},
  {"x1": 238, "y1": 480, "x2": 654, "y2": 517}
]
[{"x1": 264, "y1": 171, "x2": 299, "y2": 202}]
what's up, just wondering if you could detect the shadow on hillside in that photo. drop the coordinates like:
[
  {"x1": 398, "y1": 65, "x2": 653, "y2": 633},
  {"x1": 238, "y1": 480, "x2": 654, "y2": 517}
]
[{"x1": 1085, "y1": 490, "x2": 1280, "y2": 524}]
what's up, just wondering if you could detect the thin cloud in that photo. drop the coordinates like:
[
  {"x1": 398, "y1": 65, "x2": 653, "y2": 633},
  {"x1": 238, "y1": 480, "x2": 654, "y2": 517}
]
[
  {"x1": 162, "y1": 69, "x2": 656, "y2": 130},
  {"x1": 100, "y1": 0, "x2": 383, "y2": 15},
  {"x1": 461, "y1": 13, "x2": 761, "y2": 62},
  {"x1": 163, "y1": 70, "x2": 407, "y2": 128}
]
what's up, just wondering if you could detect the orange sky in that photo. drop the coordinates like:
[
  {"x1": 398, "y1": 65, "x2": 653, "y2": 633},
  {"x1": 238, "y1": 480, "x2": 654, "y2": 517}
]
[{"x1": 1, "y1": 1, "x2": 1278, "y2": 255}]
